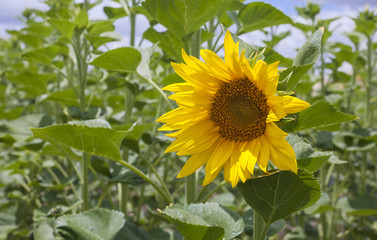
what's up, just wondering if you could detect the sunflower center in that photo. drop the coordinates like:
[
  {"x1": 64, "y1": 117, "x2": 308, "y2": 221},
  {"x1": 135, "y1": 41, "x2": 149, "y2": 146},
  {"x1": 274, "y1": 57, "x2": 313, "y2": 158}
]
[{"x1": 210, "y1": 79, "x2": 269, "y2": 142}]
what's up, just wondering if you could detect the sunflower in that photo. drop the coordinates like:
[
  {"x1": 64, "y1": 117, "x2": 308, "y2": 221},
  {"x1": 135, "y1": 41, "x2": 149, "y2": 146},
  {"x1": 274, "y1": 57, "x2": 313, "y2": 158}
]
[{"x1": 157, "y1": 31, "x2": 310, "y2": 187}]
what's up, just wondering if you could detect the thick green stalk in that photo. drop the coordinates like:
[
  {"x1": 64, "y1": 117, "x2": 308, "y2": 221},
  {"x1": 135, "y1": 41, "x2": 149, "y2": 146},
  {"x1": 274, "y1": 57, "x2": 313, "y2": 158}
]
[
  {"x1": 365, "y1": 35, "x2": 372, "y2": 127},
  {"x1": 253, "y1": 211, "x2": 269, "y2": 240},
  {"x1": 186, "y1": 173, "x2": 197, "y2": 204},
  {"x1": 320, "y1": 38, "x2": 325, "y2": 96},
  {"x1": 185, "y1": 30, "x2": 201, "y2": 204},
  {"x1": 118, "y1": 159, "x2": 173, "y2": 203},
  {"x1": 130, "y1": 0, "x2": 136, "y2": 47},
  {"x1": 82, "y1": 153, "x2": 89, "y2": 210},
  {"x1": 119, "y1": 87, "x2": 134, "y2": 214},
  {"x1": 73, "y1": 31, "x2": 90, "y2": 210}
]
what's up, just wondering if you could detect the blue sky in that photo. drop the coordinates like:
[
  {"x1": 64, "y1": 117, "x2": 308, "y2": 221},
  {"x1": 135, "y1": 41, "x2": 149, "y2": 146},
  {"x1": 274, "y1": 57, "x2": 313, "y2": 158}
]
[{"x1": 0, "y1": 0, "x2": 376, "y2": 62}]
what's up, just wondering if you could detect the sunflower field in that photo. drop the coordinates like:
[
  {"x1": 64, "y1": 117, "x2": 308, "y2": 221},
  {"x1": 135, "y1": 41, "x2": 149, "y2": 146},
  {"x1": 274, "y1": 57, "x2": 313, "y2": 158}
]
[{"x1": 1, "y1": 0, "x2": 377, "y2": 239}]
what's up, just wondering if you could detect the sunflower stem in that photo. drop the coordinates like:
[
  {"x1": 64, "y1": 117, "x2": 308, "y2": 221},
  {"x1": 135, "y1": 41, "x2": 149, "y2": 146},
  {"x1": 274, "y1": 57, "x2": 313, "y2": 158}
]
[
  {"x1": 184, "y1": 30, "x2": 202, "y2": 204},
  {"x1": 186, "y1": 172, "x2": 197, "y2": 204},
  {"x1": 253, "y1": 211, "x2": 269, "y2": 240},
  {"x1": 365, "y1": 35, "x2": 372, "y2": 127},
  {"x1": 118, "y1": 86, "x2": 134, "y2": 215}
]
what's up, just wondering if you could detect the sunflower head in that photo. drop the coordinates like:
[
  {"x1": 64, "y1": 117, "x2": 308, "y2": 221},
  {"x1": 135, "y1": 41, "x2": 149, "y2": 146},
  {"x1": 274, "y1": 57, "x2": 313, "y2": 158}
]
[{"x1": 157, "y1": 31, "x2": 310, "y2": 187}]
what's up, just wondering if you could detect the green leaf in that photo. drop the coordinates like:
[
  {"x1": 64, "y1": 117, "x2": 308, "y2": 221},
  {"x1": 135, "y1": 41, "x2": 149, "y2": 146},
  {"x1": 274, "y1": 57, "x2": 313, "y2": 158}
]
[
  {"x1": 31, "y1": 120, "x2": 129, "y2": 161},
  {"x1": 1, "y1": 114, "x2": 44, "y2": 143},
  {"x1": 44, "y1": 89, "x2": 102, "y2": 107},
  {"x1": 91, "y1": 47, "x2": 141, "y2": 73},
  {"x1": 86, "y1": 34, "x2": 119, "y2": 49},
  {"x1": 21, "y1": 45, "x2": 61, "y2": 65},
  {"x1": 88, "y1": 20, "x2": 115, "y2": 35},
  {"x1": 114, "y1": 221, "x2": 151, "y2": 240},
  {"x1": 160, "y1": 203, "x2": 244, "y2": 240},
  {"x1": 285, "y1": 135, "x2": 331, "y2": 172},
  {"x1": 297, "y1": 152, "x2": 332, "y2": 173},
  {"x1": 279, "y1": 28, "x2": 323, "y2": 91},
  {"x1": 103, "y1": 7, "x2": 127, "y2": 19},
  {"x1": 34, "y1": 220, "x2": 55, "y2": 240},
  {"x1": 48, "y1": 18, "x2": 76, "y2": 39},
  {"x1": 74, "y1": 8, "x2": 89, "y2": 29},
  {"x1": 142, "y1": 0, "x2": 229, "y2": 38},
  {"x1": 238, "y1": 2, "x2": 292, "y2": 34},
  {"x1": 337, "y1": 195, "x2": 377, "y2": 216},
  {"x1": 56, "y1": 208, "x2": 125, "y2": 240},
  {"x1": 293, "y1": 100, "x2": 358, "y2": 131},
  {"x1": 143, "y1": 28, "x2": 184, "y2": 61},
  {"x1": 237, "y1": 170, "x2": 321, "y2": 223},
  {"x1": 6, "y1": 72, "x2": 54, "y2": 97},
  {"x1": 293, "y1": 27, "x2": 323, "y2": 66}
]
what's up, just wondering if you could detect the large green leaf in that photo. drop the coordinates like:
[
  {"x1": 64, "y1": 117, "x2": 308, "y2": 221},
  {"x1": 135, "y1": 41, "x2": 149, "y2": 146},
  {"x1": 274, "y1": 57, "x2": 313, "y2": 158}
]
[
  {"x1": 31, "y1": 120, "x2": 129, "y2": 161},
  {"x1": 56, "y1": 208, "x2": 125, "y2": 240},
  {"x1": 142, "y1": 0, "x2": 229, "y2": 38},
  {"x1": 160, "y1": 203, "x2": 244, "y2": 240},
  {"x1": 237, "y1": 170, "x2": 321, "y2": 223},
  {"x1": 91, "y1": 47, "x2": 141, "y2": 73},
  {"x1": 293, "y1": 100, "x2": 358, "y2": 131},
  {"x1": 238, "y1": 2, "x2": 292, "y2": 34}
]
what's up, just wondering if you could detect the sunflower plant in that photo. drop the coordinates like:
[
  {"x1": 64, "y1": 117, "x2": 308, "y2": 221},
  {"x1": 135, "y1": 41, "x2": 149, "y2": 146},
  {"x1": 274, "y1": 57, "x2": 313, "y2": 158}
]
[{"x1": 1, "y1": 0, "x2": 371, "y2": 239}]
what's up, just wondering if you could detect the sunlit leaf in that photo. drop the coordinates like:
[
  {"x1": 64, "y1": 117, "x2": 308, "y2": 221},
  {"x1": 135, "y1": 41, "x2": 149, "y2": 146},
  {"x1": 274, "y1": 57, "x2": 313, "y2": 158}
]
[
  {"x1": 293, "y1": 100, "x2": 358, "y2": 131},
  {"x1": 48, "y1": 18, "x2": 76, "y2": 39},
  {"x1": 91, "y1": 47, "x2": 141, "y2": 73},
  {"x1": 160, "y1": 203, "x2": 244, "y2": 240},
  {"x1": 56, "y1": 209, "x2": 125, "y2": 240},
  {"x1": 142, "y1": 0, "x2": 229, "y2": 38},
  {"x1": 238, "y1": 2, "x2": 292, "y2": 34},
  {"x1": 32, "y1": 120, "x2": 129, "y2": 161},
  {"x1": 143, "y1": 28, "x2": 184, "y2": 61}
]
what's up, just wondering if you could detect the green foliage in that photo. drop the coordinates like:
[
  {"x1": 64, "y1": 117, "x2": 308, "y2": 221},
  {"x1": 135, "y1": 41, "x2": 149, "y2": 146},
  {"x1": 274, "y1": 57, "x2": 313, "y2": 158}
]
[
  {"x1": 238, "y1": 2, "x2": 292, "y2": 34},
  {"x1": 279, "y1": 28, "x2": 323, "y2": 91},
  {"x1": 34, "y1": 209, "x2": 124, "y2": 240},
  {"x1": 91, "y1": 47, "x2": 142, "y2": 73},
  {"x1": 160, "y1": 203, "x2": 244, "y2": 240},
  {"x1": 142, "y1": 0, "x2": 229, "y2": 38},
  {"x1": 238, "y1": 170, "x2": 321, "y2": 223},
  {"x1": 292, "y1": 100, "x2": 358, "y2": 131},
  {"x1": 31, "y1": 120, "x2": 129, "y2": 161}
]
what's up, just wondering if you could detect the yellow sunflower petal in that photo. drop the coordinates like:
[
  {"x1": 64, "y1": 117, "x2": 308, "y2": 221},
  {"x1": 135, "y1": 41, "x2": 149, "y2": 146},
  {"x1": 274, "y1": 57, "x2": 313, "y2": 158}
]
[
  {"x1": 164, "y1": 119, "x2": 218, "y2": 154},
  {"x1": 243, "y1": 140, "x2": 258, "y2": 174},
  {"x1": 267, "y1": 95, "x2": 288, "y2": 119},
  {"x1": 171, "y1": 62, "x2": 220, "y2": 92},
  {"x1": 257, "y1": 136, "x2": 270, "y2": 172},
  {"x1": 224, "y1": 31, "x2": 240, "y2": 79},
  {"x1": 281, "y1": 96, "x2": 311, "y2": 113},
  {"x1": 202, "y1": 167, "x2": 222, "y2": 186},
  {"x1": 177, "y1": 143, "x2": 217, "y2": 178},
  {"x1": 207, "y1": 139, "x2": 235, "y2": 175},
  {"x1": 270, "y1": 141, "x2": 298, "y2": 174},
  {"x1": 162, "y1": 83, "x2": 194, "y2": 92},
  {"x1": 253, "y1": 60, "x2": 269, "y2": 93},
  {"x1": 267, "y1": 61, "x2": 279, "y2": 78},
  {"x1": 169, "y1": 90, "x2": 213, "y2": 108},
  {"x1": 266, "y1": 111, "x2": 280, "y2": 123},
  {"x1": 200, "y1": 49, "x2": 232, "y2": 82}
]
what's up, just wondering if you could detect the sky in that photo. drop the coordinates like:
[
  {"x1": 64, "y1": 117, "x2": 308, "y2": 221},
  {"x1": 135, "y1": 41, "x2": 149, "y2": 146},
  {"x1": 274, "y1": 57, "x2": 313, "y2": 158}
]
[{"x1": 0, "y1": 0, "x2": 376, "y2": 61}]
